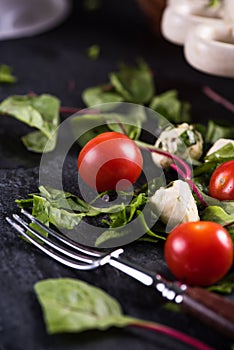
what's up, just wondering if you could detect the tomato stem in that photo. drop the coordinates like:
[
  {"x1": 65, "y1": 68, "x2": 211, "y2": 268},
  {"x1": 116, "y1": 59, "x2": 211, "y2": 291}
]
[{"x1": 130, "y1": 321, "x2": 215, "y2": 350}]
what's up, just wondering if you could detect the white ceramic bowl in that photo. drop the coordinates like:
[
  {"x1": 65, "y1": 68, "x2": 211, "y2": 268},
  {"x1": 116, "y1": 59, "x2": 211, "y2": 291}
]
[
  {"x1": 184, "y1": 22, "x2": 234, "y2": 77},
  {"x1": 161, "y1": 1, "x2": 223, "y2": 45},
  {"x1": 161, "y1": 0, "x2": 234, "y2": 77},
  {"x1": 0, "y1": 0, "x2": 71, "y2": 40}
]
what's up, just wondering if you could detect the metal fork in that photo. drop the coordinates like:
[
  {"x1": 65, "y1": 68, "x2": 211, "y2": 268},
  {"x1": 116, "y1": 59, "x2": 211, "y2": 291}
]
[{"x1": 6, "y1": 209, "x2": 234, "y2": 340}]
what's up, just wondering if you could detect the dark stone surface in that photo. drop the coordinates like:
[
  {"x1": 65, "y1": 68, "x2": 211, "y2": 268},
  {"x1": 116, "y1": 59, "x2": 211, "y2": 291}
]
[{"x1": 0, "y1": 1, "x2": 234, "y2": 350}]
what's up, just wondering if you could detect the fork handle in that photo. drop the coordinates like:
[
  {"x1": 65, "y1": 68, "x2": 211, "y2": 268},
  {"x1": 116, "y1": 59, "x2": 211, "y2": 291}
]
[
  {"x1": 156, "y1": 275, "x2": 234, "y2": 339},
  {"x1": 108, "y1": 256, "x2": 234, "y2": 339},
  {"x1": 181, "y1": 286, "x2": 234, "y2": 340},
  {"x1": 154, "y1": 275, "x2": 234, "y2": 339}
]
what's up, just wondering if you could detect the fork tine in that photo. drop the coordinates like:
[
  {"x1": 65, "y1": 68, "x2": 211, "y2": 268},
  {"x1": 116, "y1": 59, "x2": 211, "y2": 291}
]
[
  {"x1": 21, "y1": 209, "x2": 102, "y2": 257},
  {"x1": 12, "y1": 214, "x2": 95, "y2": 264},
  {"x1": 6, "y1": 216, "x2": 100, "y2": 270}
]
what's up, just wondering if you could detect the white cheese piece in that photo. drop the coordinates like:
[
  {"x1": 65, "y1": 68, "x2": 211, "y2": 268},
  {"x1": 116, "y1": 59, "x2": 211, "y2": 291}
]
[
  {"x1": 152, "y1": 123, "x2": 203, "y2": 168},
  {"x1": 150, "y1": 179, "x2": 200, "y2": 232}
]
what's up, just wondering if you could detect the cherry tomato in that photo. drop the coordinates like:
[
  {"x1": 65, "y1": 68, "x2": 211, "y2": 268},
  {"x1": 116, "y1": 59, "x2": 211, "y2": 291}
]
[
  {"x1": 164, "y1": 221, "x2": 233, "y2": 286},
  {"x1": 209, "y1": 160, "x2": 234, "y2": 201},
  {"x1": 78, "y1": 132, "x2": 143, "y2": 192}
]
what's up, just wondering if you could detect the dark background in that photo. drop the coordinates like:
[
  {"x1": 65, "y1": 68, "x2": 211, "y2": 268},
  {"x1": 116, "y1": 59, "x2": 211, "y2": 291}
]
[{"x1": 0, "y1": 1, "x2": 234, "y2": 349}]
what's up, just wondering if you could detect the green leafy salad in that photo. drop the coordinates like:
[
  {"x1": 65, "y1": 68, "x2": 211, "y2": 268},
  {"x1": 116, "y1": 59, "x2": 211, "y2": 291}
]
[
  {"x1": 3, "y1": 61, "x2": 233, "y2": 292},
  {"x1": 1, "y1": 60, "x2": 233, "y2": 342}
]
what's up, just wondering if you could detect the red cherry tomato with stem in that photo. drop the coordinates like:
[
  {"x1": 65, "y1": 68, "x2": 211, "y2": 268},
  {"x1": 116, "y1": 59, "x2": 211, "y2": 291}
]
[
  {"x1": 209, "y1": 160, "x2": 234, "y2": 201},
  {"x1": 164, "y1": 221, "x2": 233, "y2": 286},
  {"x1": 78, "y1": 132, "x2": 143, "y2": 192}
]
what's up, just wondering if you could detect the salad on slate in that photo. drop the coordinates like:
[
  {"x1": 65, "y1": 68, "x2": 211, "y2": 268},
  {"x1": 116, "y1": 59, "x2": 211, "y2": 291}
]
[{"x1": 2, "y1": 61, "x2": 233, "y2": 291}]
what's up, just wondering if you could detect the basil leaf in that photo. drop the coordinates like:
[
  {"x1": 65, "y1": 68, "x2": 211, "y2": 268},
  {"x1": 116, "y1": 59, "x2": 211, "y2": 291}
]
[
  {"x1": 201, "y1": 206, "x2": 234, "y2": 228},
  {"x1": 0, "y1": 64, "x2": 17, "y2": 83},
  {"x1": 149, "y1": 90, "x2": 191, "y2": 123},
  {"x1": 205, "y1": 120, "x2": 234, "y2": 144},
  {"x1": 0, "y1": 94, "x2": 60, "y2": 152},
  {"x1": 34, "y1": 278, "x2": 136, "y2": 334},
  {"x1": 109, "y1": 60, "x2": 154, "y2": 104}
]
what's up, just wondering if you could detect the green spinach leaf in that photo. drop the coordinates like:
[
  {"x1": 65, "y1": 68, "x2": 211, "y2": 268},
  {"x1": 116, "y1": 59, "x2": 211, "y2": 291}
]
[
  {"x1": 207, "y1": 273, "x2": 234, "y2": 294},
  {"x1": 201, "y1": 206, "x2": 234, "y2": 228},
  {"x1": 149, "y1": 90, "x2": 191, "y2": 123},
  {"x1": 0, "y1": 94, "x2": 60, "y2": 152},
  {"x1": 193, "y1": 143, "x2": 234, "y2": 192},
  {"x1": 204, "y1": 143, "x2": 234, "y2": 163},
  {"x1": 71, "y1": 109, "x2": 146, "y2": 147},
  {"x1": 205, "y1": 120, "x2": 234, "y2": 144},
  {"x1": 16, "y1": 186, "x2": 92, "y2": 230},
  {"x1": 16, "y1": 185, "x2": 165, "y2": 248},
  {"x1": 0, "y1": 64, "x2": 17, "y2": 83},
  {"x1": 109, "y1": 60, "x2": 154, "y2": 104},
  {"x1": 34, "y1": 278, "x2": 136, "y2": 334},
  {"x1": 106, "y1": 193, "x2": 147, "y2": 228},
  {"x1": 196, "y1": 190, "x2": 234, "y2": 215},
  {"x1": 82, "y1": 85, "x2": 123, "y2": 107},
  {"x1": 86, "y1": 44, "x2": 100, "y2": 61},
  {"x1": 97, "y1": 207, "x2": 166, "y2": 247}
]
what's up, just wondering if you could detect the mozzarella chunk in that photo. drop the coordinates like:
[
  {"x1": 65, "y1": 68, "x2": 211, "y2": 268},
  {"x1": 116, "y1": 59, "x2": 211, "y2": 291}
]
[
  {"x1": 150, "y1": 180, "x2": 200, "y2": 232},
  {"x1": 152, "y1": 123, "x2": 203, "y2": 168}
]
